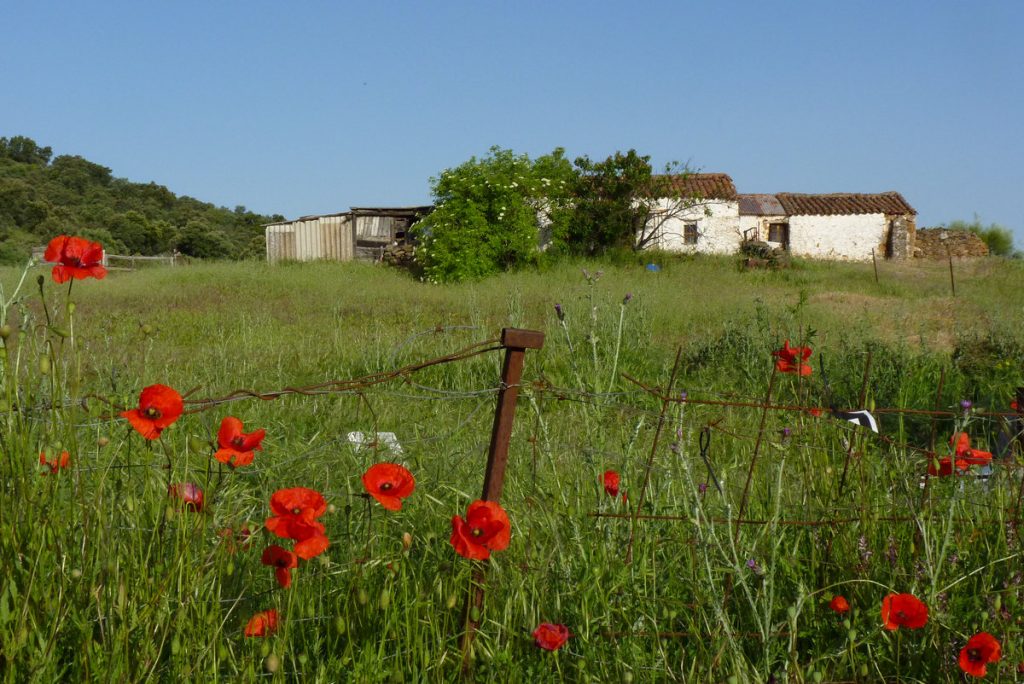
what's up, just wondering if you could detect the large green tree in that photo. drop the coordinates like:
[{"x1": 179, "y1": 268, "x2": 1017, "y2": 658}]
[
  {"x1": 558, "y1": 150, "x2": 694, "y2": 256},
  {"x1": 412, "y1": 146, "x2": 574, "y2": 283}
]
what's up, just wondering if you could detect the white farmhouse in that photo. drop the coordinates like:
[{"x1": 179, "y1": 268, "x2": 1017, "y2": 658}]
[
  {"x1": 742, "y1": 192, "x2": 917, "y2": 261},
  {"x1": 646, "y1": 173, "x2": 740, "y2": 254},
  {"x1": 645, "y1": 173, "x2": 917, "y2": 261}
]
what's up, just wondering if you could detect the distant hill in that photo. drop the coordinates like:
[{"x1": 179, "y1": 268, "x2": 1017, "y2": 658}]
[{"x1": 0, "y1": 135, "x2": 283, "y2": 264}]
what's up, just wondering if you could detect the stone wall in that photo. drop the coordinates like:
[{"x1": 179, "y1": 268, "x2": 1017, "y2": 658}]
[{"x1": 914, "y1": 228, "x2": 989, "y2": 259}]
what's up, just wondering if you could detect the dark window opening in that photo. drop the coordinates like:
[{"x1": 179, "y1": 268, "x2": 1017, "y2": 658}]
[
  {"x1": 767, "y1": 222, "x2": 789, "y2": 247},
  {"x1": 684, "y1": 223, "x2": 699, "y2": 245}
]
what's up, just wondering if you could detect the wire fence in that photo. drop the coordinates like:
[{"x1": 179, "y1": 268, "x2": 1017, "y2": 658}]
[{"x1": 16, "y1": 326, "x2": 1024, "y2": 679}]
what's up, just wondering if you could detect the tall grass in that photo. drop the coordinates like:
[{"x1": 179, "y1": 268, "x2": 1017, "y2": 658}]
[{"x1": 1, "y1": 255, "x2": 1022, "y2": 681}]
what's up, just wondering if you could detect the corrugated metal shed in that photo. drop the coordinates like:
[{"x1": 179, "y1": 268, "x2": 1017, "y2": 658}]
[
  {"x1": 264, "y1": 214, "x2": 355, "y2": 264},
  {"x1": 737, "y1": 194, "x2": 786, "y2": 216},
  {"x1": 264, "y1": 206, "x2": 432, "y2": 264}
]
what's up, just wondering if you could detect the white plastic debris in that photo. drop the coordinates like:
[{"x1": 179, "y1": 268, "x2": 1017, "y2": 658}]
[{"x1": 347, "y1": 431, "x2": 403, "y2": 455}]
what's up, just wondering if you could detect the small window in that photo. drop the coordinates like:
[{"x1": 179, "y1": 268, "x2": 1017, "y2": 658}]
[
  {"x1": 684, "y1": 223, "x2": 699, "y2": 245},
  {"x1": 767, "y1": 223, "x2": 788, "y2": 244}
]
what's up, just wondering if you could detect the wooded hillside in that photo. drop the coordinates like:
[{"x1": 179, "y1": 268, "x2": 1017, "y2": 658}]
[{"x1": 0, "y1": 135, "x2": 281, "y2": 263}]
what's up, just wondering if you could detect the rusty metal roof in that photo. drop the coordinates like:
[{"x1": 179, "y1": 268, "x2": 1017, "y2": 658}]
[
  {"x1": 775, "y1": 192, "x2": 916, "y2": 216},
  {"x1": 737, "y1": 193, "x2": 785, "y2": 216},
  {"x1": 652, "y1": 173, "x2": 737, "y2": 200}
]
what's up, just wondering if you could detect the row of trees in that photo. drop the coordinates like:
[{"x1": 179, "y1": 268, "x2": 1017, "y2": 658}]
[
  {"x1": 0, "y1": 136, "x2": 281, "y2": 264},
  {"x1": 412, "y1": 146, "x2": 703, "y2": 283}
]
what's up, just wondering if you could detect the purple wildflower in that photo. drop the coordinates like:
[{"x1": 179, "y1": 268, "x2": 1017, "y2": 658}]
[
  {"x1": 554, "y1": 303, "x2": 564, "y2": 321},
  {"x1": 623, "y1": 292, "x2": 633, "y2": 305}
]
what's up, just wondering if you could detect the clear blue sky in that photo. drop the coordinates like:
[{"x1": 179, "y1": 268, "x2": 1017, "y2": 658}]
[{"x1": 3, "y1": 1, "x2": 1022, "y2": 243}]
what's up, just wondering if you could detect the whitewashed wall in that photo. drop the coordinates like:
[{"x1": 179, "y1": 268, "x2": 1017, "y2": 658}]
[
  {"x1": 648, "y1": 199, "x2": 740, "y2": 254},
  {"x1": 788, "y1": 214, "x2": 886, "y2": 261}
]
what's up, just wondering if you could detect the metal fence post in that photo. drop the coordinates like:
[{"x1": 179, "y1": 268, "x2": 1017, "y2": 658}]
[{"x1": 461, "y1": 327, "x2": 544, "y2": 672}]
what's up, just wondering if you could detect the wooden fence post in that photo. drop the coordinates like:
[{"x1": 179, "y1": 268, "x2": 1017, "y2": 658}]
[{"x1": 461, "y1": 327, "x2": 544, "y2": 672}]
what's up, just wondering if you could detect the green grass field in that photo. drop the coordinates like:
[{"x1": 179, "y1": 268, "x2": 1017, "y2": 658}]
[{"x1": 2, "y1": 254, "x2": 1023, "y2": 682}]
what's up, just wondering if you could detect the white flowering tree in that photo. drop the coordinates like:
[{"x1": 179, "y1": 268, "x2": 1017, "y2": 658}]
[{"x1": 412, "y1": 146, "x2": 574, "y2": 283}]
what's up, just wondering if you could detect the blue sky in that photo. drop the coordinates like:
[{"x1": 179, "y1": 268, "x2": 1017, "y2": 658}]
[{"x1": 3, "y1": 1, "x2": 1022, "y2": 243}]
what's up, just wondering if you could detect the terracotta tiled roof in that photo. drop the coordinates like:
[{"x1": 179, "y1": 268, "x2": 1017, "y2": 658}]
[
  {"x1": 775, "y1": 192, "x2": 915, "y2": 216},
  {"x1": 653, "y1": 173, "x2": 737, "y2": 200},
  {"x1": 737, "y1": 193, "x2": 785, "y2": 216}
]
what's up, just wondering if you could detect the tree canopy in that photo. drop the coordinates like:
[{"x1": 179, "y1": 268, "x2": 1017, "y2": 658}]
[
  {"x1": 0, "y1": 136, "x2": 281, "y2": 264},
  {"x1": 411, "y1": 146, "x2": 574, "y2": 283}
]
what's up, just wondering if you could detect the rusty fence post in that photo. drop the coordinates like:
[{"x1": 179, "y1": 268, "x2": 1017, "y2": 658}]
[
  {"x1": 947, "y1": 247, "x2": 956, "y2": 297},
  {"x1": 871, "y1": 248, "x2": 879, "y2": 284},
  {"x1": 461, "y1": 328, "x2": 544, "y2": 672}
]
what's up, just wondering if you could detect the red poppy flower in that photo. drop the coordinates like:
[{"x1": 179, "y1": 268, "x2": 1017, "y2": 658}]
[
  {"x1": 261, "y1": 545, "x2": 298, "y2": 588},
  {"x1": 244, "y1": 609, "x2": 279, "y2": 637},
  {"x1": 772, "y1": 340, "x2": 812, "y2": 376},
  {"x1": 951, "y1": 432, "x2": 992, "y2": 466},
  {"x1": 43, "y1": 235, "x2": 107, "y2": 284},
  {"x1": 39, "y1": 450, "x2": 70, "y2": 475},
  {"x1": 213, "y1": 416, "x2": 265, "y2": 467},
  {"x1": 1012, "y1": 400, "x2": 1019, "y2": 412},
  {"x1": 603, "y1": 470, "x2": 620, "y2": 498},
  {"x1": 265, "y1": 487, "x2": 327, "y2": 543},
  {"x1": 294, "y1": 534, "x2": 330, "y2": 560},
  {"x1": 829, "y1": 595, "x2": 850, "y2": 614},
  {"x1": 532, "y1": 622, "x2": 571, "y2": 651},
  {"x1": 169, "y1": 482, "x2": 204, "y2": 512},
  {"x1": 881, "y1": 593, "x2": 928, "y2": 630},
  {"x1": 807, "y1": 408, "x2": 824, "y2": 417},
  {"x1": 959, "y1": 632, "x2": 1001, "y2": 678},
  {"x1": 928, "y1": 456, "x2": 970, "y2": 477},
  {"x1": 362, "y1": 463, "x2": 415, "y2": 511},
  {"x1": 450, "y1": 500, "x2": 511, "y2": 561},
  {"x1": 120, "y1": 384, "x2": 184, "y2": 440}
]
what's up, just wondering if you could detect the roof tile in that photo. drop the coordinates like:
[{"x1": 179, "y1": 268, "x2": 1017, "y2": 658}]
[{"x1": 775, "y1": 192, "x2": 915, "y2": 216}]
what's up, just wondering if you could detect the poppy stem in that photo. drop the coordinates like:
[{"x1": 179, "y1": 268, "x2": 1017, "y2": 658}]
[{"x1": 364, "y1": 494, "x2": 374, "y2": 558}]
